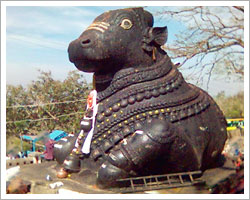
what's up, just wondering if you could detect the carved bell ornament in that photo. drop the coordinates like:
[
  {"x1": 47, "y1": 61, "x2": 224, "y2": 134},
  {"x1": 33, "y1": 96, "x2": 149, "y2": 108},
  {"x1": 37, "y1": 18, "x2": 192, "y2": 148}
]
[{"x1": 63, "y1": 154, "x2": 81, "y2": 173}]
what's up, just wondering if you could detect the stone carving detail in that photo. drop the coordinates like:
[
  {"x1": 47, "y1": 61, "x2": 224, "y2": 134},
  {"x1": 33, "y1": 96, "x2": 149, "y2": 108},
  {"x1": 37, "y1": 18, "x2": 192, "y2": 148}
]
[{"x1": 53, "y1": 7, "x2": 227, "y2": 188}]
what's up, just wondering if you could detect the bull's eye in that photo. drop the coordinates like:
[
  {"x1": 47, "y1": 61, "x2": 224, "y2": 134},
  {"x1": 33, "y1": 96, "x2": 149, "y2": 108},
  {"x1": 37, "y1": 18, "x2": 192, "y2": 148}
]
[{"x1": 120, "y1": 19, "x2": 133, "y2": 30}]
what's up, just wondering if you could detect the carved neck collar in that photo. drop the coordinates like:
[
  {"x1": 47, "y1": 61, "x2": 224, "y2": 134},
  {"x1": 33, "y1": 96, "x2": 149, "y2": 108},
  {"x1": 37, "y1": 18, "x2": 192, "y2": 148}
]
[
  {"x1": 97, "y1": 55, "x2": 172, "y2": 102},
  {"x1": 94, "y1": 73, "x2": 114, "y2": 84}
]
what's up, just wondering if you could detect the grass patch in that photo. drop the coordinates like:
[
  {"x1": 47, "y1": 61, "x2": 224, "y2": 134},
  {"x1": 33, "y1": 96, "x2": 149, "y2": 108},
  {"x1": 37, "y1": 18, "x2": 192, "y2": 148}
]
[{"x1": 6, "y1": 136, "x2": 32, "y2": 154}]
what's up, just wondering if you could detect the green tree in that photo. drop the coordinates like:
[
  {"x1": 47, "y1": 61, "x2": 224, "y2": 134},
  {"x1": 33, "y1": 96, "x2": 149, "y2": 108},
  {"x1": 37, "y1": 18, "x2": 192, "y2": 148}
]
[
  {"x1": 6, "y1": 70, "x2": 91, "y2": 138},
  {"x1": 214, "y1": 91, "x2": 244, "y2": 118}
]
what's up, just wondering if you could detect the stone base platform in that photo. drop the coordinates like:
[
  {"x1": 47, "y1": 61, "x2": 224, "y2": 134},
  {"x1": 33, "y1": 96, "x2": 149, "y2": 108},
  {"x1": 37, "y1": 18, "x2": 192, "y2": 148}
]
[{"x1": 15, "y1": 156, "x2": 238, "y2": 194}]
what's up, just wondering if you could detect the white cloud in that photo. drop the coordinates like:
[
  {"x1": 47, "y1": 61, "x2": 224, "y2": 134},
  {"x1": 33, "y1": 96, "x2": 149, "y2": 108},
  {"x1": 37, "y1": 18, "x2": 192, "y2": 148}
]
[
  {"x1": 206, "y1": 79, "x2": 243, "y2": 97},
  {"x1": 46, "y1": 6, "x2": 99, "y2": 18},
  {"x1": 5, "y1": 6, "x2": 99, "y2": 87},
  {"x1": 6, "y1": 6, "x2": 99, "y2": 52},
  {"x1": 6, "y1": 62, "x2": 93, "y2": 87},
  {"x1": 6, "y1": 6, "x2": 99, "y2": 36},
  {"x1": 7, "y1": 34, "x2": 67, "y2": 51},
  {"x1": 6, "y1": 62, "x2": 41, "y2": 86}
]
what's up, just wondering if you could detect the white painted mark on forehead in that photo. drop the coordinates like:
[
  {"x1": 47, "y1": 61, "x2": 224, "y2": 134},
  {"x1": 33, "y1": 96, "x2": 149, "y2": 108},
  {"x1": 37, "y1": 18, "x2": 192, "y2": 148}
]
[{"x1": 86, "y1": 22, "x2": 110, "y2": 33}]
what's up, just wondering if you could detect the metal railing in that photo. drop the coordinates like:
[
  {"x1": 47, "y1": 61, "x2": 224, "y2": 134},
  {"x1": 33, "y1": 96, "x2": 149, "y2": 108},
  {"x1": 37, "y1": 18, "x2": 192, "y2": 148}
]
[{"x1": 115, "y1": 171, "x2": 204, "y2": 193}]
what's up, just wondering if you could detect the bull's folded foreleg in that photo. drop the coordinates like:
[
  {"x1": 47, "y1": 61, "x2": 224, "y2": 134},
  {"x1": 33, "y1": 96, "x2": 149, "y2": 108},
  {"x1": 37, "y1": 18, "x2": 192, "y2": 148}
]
[{"x1": 97, "y1": 118, "x2": 178, "y2": 187}]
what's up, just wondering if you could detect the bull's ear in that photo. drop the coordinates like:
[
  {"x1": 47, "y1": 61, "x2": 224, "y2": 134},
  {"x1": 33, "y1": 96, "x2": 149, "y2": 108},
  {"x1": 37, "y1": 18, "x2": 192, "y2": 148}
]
[
  {"x1": 150, "y1": 26, "x2": 168, "y2": 46},
  {"x1": 142, "y1": 26, "x2": 168, "y2": 52}
]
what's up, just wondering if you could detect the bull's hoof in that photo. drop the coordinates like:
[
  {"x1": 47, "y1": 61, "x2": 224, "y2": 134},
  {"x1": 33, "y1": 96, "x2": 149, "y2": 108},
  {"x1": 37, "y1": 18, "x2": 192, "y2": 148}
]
[{"x1": 97, "y1": 161, "x2": 129, "y2": 188}]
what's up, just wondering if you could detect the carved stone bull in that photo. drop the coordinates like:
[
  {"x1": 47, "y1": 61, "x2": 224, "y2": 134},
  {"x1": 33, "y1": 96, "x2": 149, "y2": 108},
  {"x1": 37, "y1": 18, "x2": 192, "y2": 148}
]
[{"x1": 54, "y1": 7, "x2": 227, "y2": 188}]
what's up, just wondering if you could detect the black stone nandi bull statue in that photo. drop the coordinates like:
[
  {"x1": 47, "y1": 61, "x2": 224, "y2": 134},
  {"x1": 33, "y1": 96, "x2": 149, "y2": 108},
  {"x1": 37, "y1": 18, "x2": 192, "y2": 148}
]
[{"x1": 53, "y1": 7, "x2": 227, "y2": 188}]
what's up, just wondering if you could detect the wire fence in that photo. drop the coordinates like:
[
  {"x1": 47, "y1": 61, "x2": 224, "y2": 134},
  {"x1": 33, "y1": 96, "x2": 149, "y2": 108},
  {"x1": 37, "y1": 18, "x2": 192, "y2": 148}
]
[
  {"x1": 6, "y1": 112, "x2": 85, "y2": 124},
  {"x1": 6, "y1": 98, "x2": 87, "y2": 109},
  {"x1": 6, "y1": 98, "x2": 87, "y2": 124}
]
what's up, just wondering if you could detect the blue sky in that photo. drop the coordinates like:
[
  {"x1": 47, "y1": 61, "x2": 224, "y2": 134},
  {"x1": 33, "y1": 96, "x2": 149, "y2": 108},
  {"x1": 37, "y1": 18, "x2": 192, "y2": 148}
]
[{"x1": 5, "y1": 5, "x2": 244, "y2": 96}]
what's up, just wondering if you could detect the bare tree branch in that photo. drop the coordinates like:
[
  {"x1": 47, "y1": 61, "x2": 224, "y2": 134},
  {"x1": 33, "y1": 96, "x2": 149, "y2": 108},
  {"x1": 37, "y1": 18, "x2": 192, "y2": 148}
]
[
  {"x1": 233, "y1": 6, "x2": 244, "y2": 13},
  {"x1": 156, "y1": 6, "x2": 244, "y2": 86}
]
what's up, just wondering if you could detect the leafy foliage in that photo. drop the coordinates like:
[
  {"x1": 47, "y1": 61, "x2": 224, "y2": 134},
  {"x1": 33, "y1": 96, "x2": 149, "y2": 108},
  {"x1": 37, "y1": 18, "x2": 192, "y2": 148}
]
[
  {"x1": 214, "y1": 91, "x2": 244, "y2": 118},
  {"x1": 7, "y1": 136, "x2": 32, "y2": 154},
  {"x1": 6, "y1": 70, "x2": 91, "y2": 138}
]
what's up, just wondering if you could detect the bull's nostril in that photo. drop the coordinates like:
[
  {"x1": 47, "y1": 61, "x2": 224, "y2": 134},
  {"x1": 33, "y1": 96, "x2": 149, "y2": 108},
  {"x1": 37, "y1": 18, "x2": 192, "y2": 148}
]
[
  {"x1": 81, "y1": 39, "x2": 91, "y2": 47},
  {"x1": 82, "y1": 39, "x2": 90, "y2": 44}
]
